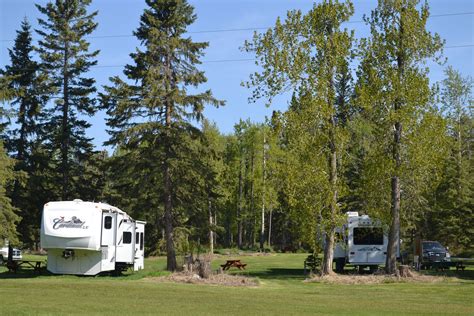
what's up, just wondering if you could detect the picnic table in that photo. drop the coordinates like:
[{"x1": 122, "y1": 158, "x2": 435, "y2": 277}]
[
  {"x1": 221, "y1": 259, "x2": 247, "y2": 270},
  {"x1": 7, "y1": 260, "x2": 45, "y2": 274}
]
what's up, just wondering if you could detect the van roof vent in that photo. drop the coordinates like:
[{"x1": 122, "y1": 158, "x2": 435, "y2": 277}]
[{"x1": 73, "y1": 199, "x2": 83, "y2": 203}]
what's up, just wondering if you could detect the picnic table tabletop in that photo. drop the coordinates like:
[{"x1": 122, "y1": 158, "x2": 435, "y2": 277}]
[{"x1": 221, "y1": 259, "x2": 247, "y2": 270}]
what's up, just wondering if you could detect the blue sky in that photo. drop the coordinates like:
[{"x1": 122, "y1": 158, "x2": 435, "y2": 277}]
[{"x1": 1, "y1": 0, "x2": 473, "y2": 150}]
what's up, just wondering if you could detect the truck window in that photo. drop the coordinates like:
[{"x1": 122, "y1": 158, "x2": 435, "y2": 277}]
[
  {"x1": 353, "y1": 227, "x2": 383, "y2": 245},
  {"x1": 104, "y1": 216, "x2": 112, "y2": 229},
  {"x1": 123, "y1": 232, "x2": 132, "y2": 244}
]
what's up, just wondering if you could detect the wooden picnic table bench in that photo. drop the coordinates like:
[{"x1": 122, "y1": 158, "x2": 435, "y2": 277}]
[
  {"x1": 7, "y1": 260, "x2": 45, "y2": 274},
  {"x1": 220, "y1": 259, "x2": 247, "y2": 271}
]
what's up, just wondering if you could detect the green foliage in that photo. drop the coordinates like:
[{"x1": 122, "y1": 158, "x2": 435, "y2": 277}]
[
  {"x1": 0, "y1": 142, "x2": 20, "y2": 245},
  {"x1": 426, "y1": 67, "x2": 473, "y2": 253}
]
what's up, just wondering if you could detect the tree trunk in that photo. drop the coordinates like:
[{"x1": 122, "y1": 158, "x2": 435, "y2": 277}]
[
  {"x1": 249, "y1": 153, "x2": 255, "y2": 248},
  {"x1": 237, "y1": 154, "x2": 243, "y2": 249},
  {"x1": 61, "y1": 40, "x2": 69, "y2": 200},
  {"x1": 164, "y1": 157, "x2": 177, "y2": 271},
  {"x1": 268, "y1": 208, "x2": 272, "y2": 246},
  {"x1": 214, "y1": 211, "x2": 217, "y2": 246},
  {"x1": 208, "y1": 197, "x2": 214, "y2": 256},
  {"x1": 260, "y1": 134, "x2": 266, "y2": 251},
  {"x1": 321, "y1": 120, "x2": 338, "y2": 275},
  {"x1": 386, "y1": 122, "x2": 401, "y2": 274},
  {"x1": 386, "y1": 13, "x2": 405, "y2": 275}
]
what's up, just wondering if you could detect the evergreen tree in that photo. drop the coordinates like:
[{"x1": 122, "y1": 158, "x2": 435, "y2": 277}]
[
  {"x1": 3, "y1": 18, "x2": 48, "y2": 159},
  {"x1": 2, "y1": 18, "x2": 50, "y2": 247},
  {"x1": 102, "y1": 0, "x2": 223, "y2": 271},
  {"x1": 0, "y1": 74, "x2": 20, "y2": 247},
  {"x1": 35, "y1": 0, "x2": 99, "y2": 200}
]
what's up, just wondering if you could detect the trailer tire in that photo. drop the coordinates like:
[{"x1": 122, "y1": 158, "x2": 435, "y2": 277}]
[{"x1": 0, "y1": 255, "x2": 3, "y2": 266}]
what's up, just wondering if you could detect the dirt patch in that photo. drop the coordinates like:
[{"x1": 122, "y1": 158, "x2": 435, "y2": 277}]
[
  {"x1": 306, "y1": 271, "x2": 445, "y2": 285},
  {"x1": 146, "y1": 272, "x2": 258, "y2": 287}
]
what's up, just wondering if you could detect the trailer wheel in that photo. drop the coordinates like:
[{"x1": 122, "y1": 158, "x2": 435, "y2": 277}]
[{"x1": 0, "y1": 255, "x2": 3, "y2": 266}]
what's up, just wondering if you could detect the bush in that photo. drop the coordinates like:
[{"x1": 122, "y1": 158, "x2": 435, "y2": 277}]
[{"x1": 304, "y1": 254, "x2": 322, "y2": 273}]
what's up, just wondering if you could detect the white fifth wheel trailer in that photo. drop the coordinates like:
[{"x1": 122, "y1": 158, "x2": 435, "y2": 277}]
[
  {"x1": 333, "y1": 212, "x2": 398, "y2": 272},
  {"x1": 40, "y1": 200, "x2": 145, "y2": 275}
]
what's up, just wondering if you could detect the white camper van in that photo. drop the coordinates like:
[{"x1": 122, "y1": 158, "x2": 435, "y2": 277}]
[
  {"x1": 41, "y1": 200, "x2": 146, "y2": 276},
  {"x1": 333, "y1": 212, "x2": 390, "y2": 272}
]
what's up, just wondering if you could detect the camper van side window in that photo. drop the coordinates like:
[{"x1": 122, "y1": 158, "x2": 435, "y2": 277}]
[
  {"x1": 123, "y1": 232, "x2": 132, "y2": 244},
  {"x1": 104, "y1": 216, "x2": 112, "y2": 229},
  {"x1": 140, "y1": 233, "x2": 144, "y2": 250}
]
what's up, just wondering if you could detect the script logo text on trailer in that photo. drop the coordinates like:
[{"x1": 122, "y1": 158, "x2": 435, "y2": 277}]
[{"x1": 52, "y1": 216, "x2": 89, "y2": 230}]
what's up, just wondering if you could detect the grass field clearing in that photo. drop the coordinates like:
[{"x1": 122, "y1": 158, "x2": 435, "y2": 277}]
[{"x1": 0, "y1": 253, "x2": 472, "y2": 315}]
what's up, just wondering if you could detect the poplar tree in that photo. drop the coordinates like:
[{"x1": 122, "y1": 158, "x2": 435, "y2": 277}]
[
  {"x1": 430, "y1": 67, "x2": 473, "y2": 252},
  {"x1": 244, "y1": 0, "x2": 354, "y2": 275},
  {"x1": 102, "y1": 0, "x2": 223, "y2": 271},
  {"x1": 35, "y1": 0, "x2": 99, "y2": 200},
  {"x1": 356, "y1": 0, "x2": 444, "y2": 273}
]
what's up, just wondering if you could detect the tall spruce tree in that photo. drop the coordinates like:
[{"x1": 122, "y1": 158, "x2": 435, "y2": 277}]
[
  {"x1": 356, "y1": 0, "x2": 444, "y2": 273},
  {"x1": 244, "y1": 0, "x2": 354, "y2": 275},
  {"x1": 35, "y1": 0, "x2": 99, "y2": 200},
  {"x1": 3, "y1": 18, "x2": 47, "y2": 160},
  {"x1": 2, "y1": 18, "x2": 50, "y2": 246},
  {"x1": 102, "y1": 0, "x2": 223, "y2": 271}
]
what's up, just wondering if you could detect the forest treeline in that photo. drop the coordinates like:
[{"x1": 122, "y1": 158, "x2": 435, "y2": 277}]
[{"x1": 0, "y1": 0, "x2": 472, "y2": 273}]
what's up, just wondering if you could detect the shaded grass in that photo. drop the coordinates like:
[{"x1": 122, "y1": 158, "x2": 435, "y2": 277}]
[{"x1": 0, "y1": 253, "x2": 473, "y2": 315}]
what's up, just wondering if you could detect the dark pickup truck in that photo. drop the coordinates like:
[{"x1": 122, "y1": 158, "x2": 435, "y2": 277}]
[{"x1": 420, "y1": 241, "x2": 451, "y2": 269}]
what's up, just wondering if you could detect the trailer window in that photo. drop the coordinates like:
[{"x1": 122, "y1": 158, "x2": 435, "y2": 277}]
[
  {"x1": 104, "y1": 216, "x2": 112, "y2": 229},
  {"x1": 136, "y1": 232, "x2": 139, "y2": 244},
  {"x1": 353, "y1": 227, "x2": 383, "y2": 245},
  {"x1": 140, "y1": 232, "x2": 144, "y2": 250},
  {"x1": 123, "y1": 232, "x2": 132, "y2": 244}
]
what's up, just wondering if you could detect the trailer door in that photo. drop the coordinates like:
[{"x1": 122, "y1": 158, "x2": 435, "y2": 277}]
[
  {"x1": 101, "y1": 212, "x2": 116, "y2": 246},
  {"x1": 116, "y1": 215, "x2": 135, "y2": 264},
  {"x1": 134, "y1": 222, "x2": 145, "y2": 271}
]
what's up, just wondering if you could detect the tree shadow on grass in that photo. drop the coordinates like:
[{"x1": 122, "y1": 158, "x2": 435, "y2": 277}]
[
  {"x1": 0, "y1": 268, "x2": 51, "y2": 279},
  {"x1": 421, "y1": 269, "x2": 474, "y2": 281},
  {"x1": 240, "y1": 268, "x2": 307, "y2": 281}
]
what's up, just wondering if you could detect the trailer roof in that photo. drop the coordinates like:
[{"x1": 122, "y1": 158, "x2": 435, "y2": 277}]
[{"x1": 45, "y1": 200, "x2": 127, "y2": 215}]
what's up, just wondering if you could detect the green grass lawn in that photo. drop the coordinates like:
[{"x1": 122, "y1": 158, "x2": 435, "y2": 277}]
[{"x1": 0, "y1": 253, "x2": 473, "y2": 315}]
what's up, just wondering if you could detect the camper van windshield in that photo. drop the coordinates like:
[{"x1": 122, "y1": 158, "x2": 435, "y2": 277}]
[{"x1": 353, "y1": 227, "x2": 383, "y2": 245}]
